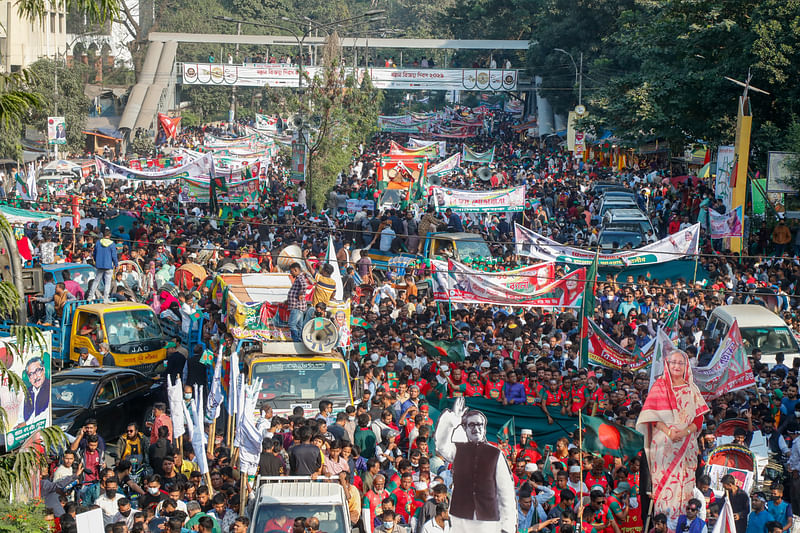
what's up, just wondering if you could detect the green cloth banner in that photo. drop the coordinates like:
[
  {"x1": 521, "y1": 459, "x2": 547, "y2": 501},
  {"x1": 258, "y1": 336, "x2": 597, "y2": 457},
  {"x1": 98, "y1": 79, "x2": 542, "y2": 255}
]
[
  {"x1": 440, "y1": 397, "x2": 579, "y2": 447},
  {"x1": 462, "y1": 145, "x2": 495, "y2": 164},
  {"x1": 752, "y1": 178, "x2": 768, "y2": 215}
]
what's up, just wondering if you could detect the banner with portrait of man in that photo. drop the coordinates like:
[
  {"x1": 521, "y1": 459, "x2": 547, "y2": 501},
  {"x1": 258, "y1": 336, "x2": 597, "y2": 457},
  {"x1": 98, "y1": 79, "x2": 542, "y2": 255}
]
[{"x1": 0, "y1": 332, "x2": 53, "y2": 450}]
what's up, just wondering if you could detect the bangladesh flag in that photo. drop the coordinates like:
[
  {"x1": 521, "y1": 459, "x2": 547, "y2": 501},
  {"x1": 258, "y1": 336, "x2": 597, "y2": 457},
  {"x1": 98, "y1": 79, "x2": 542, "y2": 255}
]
[
  {"x1": 419, "y1": 338, "x2": 466, "y2": 362},
  {"x1": 579, "y1": 250, "x2": 600, "y2": 367},
  {"x1": 497, "y1": 417, "x2": 515, "y2": 443},
  {"x1": 424, "y1": 377, "x2": 448, "y2": 411},
  {"x1": 582, "y1": 413, "x2": 643, "y2": 459},
  {"x1": 351, "y1": 316, "x2": 371, "y2": 329}
]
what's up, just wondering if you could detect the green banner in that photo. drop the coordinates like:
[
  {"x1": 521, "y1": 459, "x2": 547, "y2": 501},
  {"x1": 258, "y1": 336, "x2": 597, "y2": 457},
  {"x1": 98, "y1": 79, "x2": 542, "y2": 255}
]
[
  {"x1": 441, "y1": 397, "x2": 579, "y2": 447},
  {"x1": 752, "y1": 178, "x2": 767, "y2": 215}
]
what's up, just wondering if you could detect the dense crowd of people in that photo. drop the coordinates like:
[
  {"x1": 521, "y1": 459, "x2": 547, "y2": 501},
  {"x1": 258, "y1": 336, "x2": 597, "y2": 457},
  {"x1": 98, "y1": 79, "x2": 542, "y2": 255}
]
[{"x1": 8, "y1": 106, "x2": 800, "y2": 533}]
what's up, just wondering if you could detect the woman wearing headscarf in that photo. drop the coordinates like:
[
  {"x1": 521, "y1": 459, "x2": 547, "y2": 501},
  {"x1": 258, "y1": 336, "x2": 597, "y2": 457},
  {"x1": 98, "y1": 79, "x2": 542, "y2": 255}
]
[{"x1": 636, "y1": 343, "x2": 709, "y2": 527}]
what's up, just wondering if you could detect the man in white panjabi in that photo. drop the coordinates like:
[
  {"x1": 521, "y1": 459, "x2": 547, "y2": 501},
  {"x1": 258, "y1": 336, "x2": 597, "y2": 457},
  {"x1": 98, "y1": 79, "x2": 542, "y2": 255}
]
[{"x1": 434, "y1": 397, "x2": 516, "y2": 533}]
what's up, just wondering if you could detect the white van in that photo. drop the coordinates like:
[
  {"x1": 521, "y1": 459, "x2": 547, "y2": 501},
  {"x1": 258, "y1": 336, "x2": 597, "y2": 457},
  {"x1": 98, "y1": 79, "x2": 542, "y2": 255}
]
[
  {"x1": 705, "y1": 304, "x2": 800, "y2": 367},
  {"x1": 249, "y1": 477, "x2": 355, "y2": 533}
]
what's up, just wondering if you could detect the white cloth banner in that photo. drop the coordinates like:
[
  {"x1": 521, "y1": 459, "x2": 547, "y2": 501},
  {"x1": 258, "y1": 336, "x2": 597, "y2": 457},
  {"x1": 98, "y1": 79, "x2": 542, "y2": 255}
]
[
  {"x1": 709, "y1": 206, "x2": 743, "y2": 239},
  {"x1": 255, "y1": 114, "x2": 278, "y2": 132},
  {"x1": 166, "y1": 375, "x2": 186, "y2": 440},
  {"x1": 206, "y1": 347, "x2": 224, "y2": 421},
  {"x1": 408, "y1": 138, "x2": 447, "y2": 158},
  {"x1": 515, "y1": 223, "x2": 700, "y2": 267},
  {"x1": 95, "y1": 153, "x2": 213, "y2": 181},
  {"x1": 427, "y1": 153, "x2": 462, "y2": 177},
  {"x1": 431, "y1": 185, "x2": 525, "y2": 212}
]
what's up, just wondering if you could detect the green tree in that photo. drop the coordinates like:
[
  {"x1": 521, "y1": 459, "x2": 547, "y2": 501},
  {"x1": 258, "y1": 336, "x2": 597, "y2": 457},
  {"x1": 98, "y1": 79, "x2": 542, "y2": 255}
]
[
  {"x1": 25, "y1": 59, "x2": 91, "y2": 155},
  {"x1": 300, "y1": 32, "x2": 382, "y2": 211}
]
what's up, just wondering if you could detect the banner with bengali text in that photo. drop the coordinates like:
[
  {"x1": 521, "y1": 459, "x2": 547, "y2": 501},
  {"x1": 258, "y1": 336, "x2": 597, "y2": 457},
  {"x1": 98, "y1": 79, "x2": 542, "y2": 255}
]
[
  {"x1": 515, "y1": 223, "x2": 700, "y2": 267},
  {"x1": 431, "y1": 185, "x2": 524, "y2": 213},
  {"x1": 432, "y1": 259, "x2": 585, "y2": 308}
]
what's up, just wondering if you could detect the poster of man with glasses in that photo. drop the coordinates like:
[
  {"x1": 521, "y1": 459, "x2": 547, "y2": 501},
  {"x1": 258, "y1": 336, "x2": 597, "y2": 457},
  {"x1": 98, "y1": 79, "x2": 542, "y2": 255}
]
[
  {"x1": 434, "y1": 397, "x2": 516, "y2": 533},
  {"x1": 0, "y1": 332, "x2": 53, "y2": 450}
]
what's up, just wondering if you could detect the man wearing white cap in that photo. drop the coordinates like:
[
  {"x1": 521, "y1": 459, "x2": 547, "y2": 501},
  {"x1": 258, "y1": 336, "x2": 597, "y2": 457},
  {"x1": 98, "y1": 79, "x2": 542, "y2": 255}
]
[
  {"x1": 514, "y1": 429, "x2": 541, "y2": 464},
  {"x1": 434, "y1": 397, "x2": 516, "y2": 533},
  {"x1": 567, "y1": 465, "x2": 590, "y2": 506}
]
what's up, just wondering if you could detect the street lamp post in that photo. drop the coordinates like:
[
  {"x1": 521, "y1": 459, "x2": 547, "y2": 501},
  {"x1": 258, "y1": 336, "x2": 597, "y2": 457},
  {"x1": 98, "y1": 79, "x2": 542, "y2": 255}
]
[{"x1": 553, "y1": 47, "x2": 582, "y2": 106}]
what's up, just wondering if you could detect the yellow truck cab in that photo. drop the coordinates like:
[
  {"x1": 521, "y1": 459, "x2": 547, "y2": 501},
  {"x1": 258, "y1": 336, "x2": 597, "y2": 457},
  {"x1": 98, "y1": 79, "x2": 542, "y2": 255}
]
[
  {"x1": 70, "y1": 302, "x2": 167, "y2": 373},
  {"x1": 245, "y1": 342, "x2": 354, "y2": 418}
]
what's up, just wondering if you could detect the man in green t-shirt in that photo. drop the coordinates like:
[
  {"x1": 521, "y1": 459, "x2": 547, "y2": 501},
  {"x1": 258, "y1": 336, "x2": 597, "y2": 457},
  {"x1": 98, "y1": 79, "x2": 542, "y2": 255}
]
[{"x1": 185, "y1": 501, "x2": 221, "y2": 533}]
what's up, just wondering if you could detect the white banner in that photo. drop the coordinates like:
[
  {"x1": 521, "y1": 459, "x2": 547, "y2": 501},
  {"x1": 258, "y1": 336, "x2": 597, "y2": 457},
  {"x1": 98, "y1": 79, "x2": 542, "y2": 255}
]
[
  {"x1": 515, "y1": 223, "x2": 700, "y2": 267},
  {"x1": 95, "y1": 153, "x2": 213, "y2": 181},
  {"x1": 408, "y1": 138, "x2": 447, "y2": 158},
  {"x1": 432, "y1": 259, "x2": 584, "y2": 308},
  {"x1": 255, "y1": 114, "x2": 278, "y2": 132},
  {"x1": 709, "y1": 206, "x2": 743, "y2": 239},
  {"x1": 767, "y1": 151, "x2": 799, "y2": 194},
  {"x1": 181, "y1": 63, "x2": 519, "y2": 91},
  {"x1": 716, "y1": 145, "x2": 735, "y2": 211},
  {"x1": 431, "y1": 185, "x2": 525, "y2": 212},
  {"x1": 427, "y1": 153, "x2": 461, "y2": 177}
]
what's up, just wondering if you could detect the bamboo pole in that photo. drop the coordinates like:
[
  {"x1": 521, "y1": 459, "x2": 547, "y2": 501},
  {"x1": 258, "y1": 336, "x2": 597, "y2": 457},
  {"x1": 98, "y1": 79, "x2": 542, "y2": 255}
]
[
  {"x1": 207, "y1": 418, "x2": 216, "y2": 456},
  {"x1": 205, "y1": 472, "x2": 215, "y2": 496},
  {"x1": 239, "y1": 473, "x2": 247, "y2": 515}
]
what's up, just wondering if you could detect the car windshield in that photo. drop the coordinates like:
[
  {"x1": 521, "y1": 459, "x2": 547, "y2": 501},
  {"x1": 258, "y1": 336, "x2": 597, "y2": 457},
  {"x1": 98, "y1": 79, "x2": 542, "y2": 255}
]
[
  {"x1": 254, "y1": 504, "x2": 346, "y2": 533},
  {"x1": 455, "y1": 238, "x2": 492, "y2": 262},
  {"x1": 599, "y1": 232, "x2": 642, "y2": 248},
  {"x1": 741, "y1": 326, "x2": 799, "y2": 355},
  {"x1": 252, "y1": 360, "x2": 350, "y2": 402},
  {"x1": 105, "y1": 309, "x2": 163, "y2": 345},
  {"x1": 52, "y1": 378, "x2": 95, "y2": 406}
]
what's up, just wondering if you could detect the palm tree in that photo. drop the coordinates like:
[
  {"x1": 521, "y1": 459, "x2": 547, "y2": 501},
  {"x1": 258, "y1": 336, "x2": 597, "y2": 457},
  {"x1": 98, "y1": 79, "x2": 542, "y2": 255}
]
[{"x1": 0, "y1": 0, "x2": 121, "y2": 498}]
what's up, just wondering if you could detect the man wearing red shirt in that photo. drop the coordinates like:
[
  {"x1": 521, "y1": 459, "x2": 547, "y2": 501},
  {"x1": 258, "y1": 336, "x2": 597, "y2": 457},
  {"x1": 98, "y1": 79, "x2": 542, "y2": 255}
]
[
  {"x1": 483, "y1": 368, "x2": 504, "y2": 401},
  {"x1": 584, "y1": 457, "x2": 612, "y2": 495},
  {"x1": 463, "y1": 370, "x2": 484, "y2": 397},
  {"x1": 390, "y1": 473, "x2": 416, "y2": 523}
]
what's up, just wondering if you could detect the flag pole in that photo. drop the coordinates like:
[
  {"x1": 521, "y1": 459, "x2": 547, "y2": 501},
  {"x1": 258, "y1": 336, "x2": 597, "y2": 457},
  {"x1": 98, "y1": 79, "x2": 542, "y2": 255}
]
[{"x1": 207, "y1": 418, "x2": 216, "y2": 456}]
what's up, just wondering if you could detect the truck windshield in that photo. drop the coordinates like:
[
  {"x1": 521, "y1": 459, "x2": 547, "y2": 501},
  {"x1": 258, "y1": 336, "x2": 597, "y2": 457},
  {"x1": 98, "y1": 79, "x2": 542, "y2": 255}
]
[
  {"x1": 105, "y1": 309, "x2": 163, "y2": 345},
  {"x1": 251, "y1": 360, "x2": 350, "y2": 401},
  {"x1": 254, "y1": 504, "x2": 346, "y2": 533},
  {"x1": 455, "y1": 239, "x2": 492, "y2": 262},
  {"x1": 741, "y1": 326, "x2": 799, "y2": 355}
]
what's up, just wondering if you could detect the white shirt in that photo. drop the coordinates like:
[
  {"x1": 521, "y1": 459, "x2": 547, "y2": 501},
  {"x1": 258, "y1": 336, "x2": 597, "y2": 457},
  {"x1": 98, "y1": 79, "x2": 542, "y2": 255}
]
[
  {"x1": 95, "y1": 493, "x2": 124, "y2": 525},
  {"x1": 421, "y1": 519, "x2": 451, "y2": 533},
  {"x1": 787, "y1": 438, "x2": 800, "y2": 472}
]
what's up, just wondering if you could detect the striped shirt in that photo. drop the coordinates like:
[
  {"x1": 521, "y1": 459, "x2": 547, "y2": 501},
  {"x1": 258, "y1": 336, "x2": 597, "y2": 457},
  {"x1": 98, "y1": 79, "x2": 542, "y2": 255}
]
[{"x1": 312, "y1": 273, "x2": 337, "y2": 306}]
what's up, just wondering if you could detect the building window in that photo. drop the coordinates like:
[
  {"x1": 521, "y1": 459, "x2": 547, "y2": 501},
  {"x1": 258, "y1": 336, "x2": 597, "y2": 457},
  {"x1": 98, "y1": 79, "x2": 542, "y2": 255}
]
[
  {"x1": 59, "y1": 14, "x2": 64, "y2": 33},
  {"x1": 50, "y1": 13, "x2": 56, "y2": 33}
]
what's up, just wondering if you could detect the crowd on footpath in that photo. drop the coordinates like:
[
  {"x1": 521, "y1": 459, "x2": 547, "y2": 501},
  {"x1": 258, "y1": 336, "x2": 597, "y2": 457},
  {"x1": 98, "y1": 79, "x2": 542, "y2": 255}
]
[{"x1": 12, "y1": 106, "x2": 800, "y2": 533}]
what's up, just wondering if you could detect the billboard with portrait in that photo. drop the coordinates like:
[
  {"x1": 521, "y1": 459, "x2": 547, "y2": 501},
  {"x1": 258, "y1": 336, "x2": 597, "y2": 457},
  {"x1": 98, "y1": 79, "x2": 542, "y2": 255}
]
[{"x1": 0, "y1": 332, "x2": 53, "y2": 450}]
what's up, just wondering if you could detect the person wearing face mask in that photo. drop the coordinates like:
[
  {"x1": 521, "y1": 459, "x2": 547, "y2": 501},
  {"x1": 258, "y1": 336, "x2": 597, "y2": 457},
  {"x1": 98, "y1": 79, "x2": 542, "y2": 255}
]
[
  {"x1": 139, "y1": 474, "x2": 165, "y2": 512},
  {"x1": 111, "y1": 498, "x2": 136, "y2": 529},
  {"x1": 377, "y1": 510, "x2": 410, "y2": 533},
  {"x1": 94, "y1": 476, "x2": 125, "y2": 525}
]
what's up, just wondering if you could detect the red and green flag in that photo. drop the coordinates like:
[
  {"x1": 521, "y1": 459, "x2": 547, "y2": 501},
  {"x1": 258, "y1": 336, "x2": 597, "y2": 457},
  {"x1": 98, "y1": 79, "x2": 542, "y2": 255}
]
[
  {"x1": 419, "y1": 338, "x2": 466, "y2": 362},
  {"x1": 581, "y1": 413, "x2": 643, "y2": 459},
  {"x1": 497, "y1": 417, "x2": 515, "y2": 443},
  {"x1": 351, "y1": 316, "x2": 371, "y2": 329},
  {"x1": 579, "y1": 250, "x2": 600, "y2": 367}
]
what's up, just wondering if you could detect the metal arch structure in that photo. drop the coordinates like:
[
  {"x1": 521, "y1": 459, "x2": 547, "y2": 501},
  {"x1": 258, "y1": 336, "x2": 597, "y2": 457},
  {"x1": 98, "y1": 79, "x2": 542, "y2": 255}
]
[{"x1": 119, "y1": 32, "x2": 534, "y2": 148}]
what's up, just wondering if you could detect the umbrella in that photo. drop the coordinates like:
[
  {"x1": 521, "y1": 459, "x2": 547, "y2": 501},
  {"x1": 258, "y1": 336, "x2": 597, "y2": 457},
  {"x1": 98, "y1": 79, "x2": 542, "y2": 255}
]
[
  {"x1": 697, "y1": 162, "x2": 716, "y2": 178},
  {"x1": 107, "y1": 213, "x2": 137, "y2": 234}
]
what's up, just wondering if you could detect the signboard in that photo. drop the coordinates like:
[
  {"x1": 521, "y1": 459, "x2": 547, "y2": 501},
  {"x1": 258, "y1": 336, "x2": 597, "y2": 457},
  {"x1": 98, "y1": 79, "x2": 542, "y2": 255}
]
[
  {"x1": 290, "y1": 132, "x2": 308, "y2": 182},
  {"x1": 47, "y1": 117, "x2": 66, "y2": 145},
  {"x1": 715, "y1": 145, "x2": 736, "y2": 210},
  {"x1": 767, "y1": 151, "x2": 799, "y2": 193},
  {"x1": 181, "y1": 63, "x2": 519, "y2": 91},
  {"x1": 0, "y1": 332, "x2": 53, "y2": 450}
]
